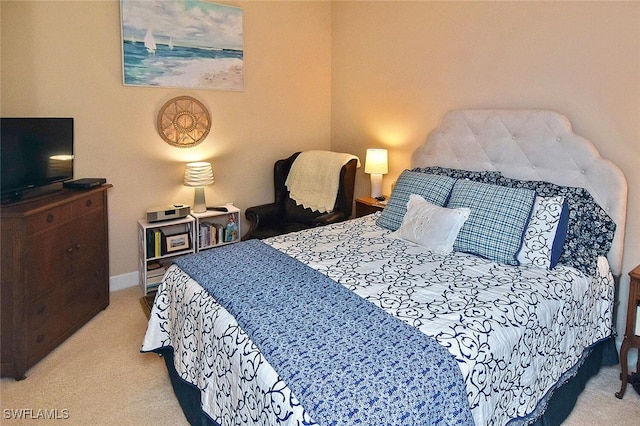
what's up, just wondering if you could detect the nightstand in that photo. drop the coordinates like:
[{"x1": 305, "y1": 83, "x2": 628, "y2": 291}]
[
  {"x1": 355, "y1": 196, "x2": 387, "y2": 218},
  {"x1": 616, "y1": 264, "x2": 640, "y2": 399}
]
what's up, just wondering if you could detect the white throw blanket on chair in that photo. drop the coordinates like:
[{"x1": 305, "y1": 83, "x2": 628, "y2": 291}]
[{"x1": 285, "y1": 150, "x2": 360, "y2": 213}]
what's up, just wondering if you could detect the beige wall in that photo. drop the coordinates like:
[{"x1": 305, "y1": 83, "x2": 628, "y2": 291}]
[
  {"x1": 1, "y1": 1, "x2": 333, "y2": 281},
  {"x1": 330, "y1": 1, "x2": 639, "y2": 339},
  {"x1": 2, "y1": 1, "x2": 638, "y2": 341}
]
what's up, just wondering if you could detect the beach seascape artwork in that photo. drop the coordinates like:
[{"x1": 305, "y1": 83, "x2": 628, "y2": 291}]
[{"x1": 121, "y1": 0, "x2": 243, "y2": 91}]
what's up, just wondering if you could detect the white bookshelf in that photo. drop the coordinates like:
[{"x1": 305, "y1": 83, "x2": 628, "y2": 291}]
[
  {"x1": 137, "y1": 216, "x2": 196, "y2": 295},
  {"x1": 137, "y1": 206, "x2": 241, "y2": 295},
  {"x1": 190, "y1": 205, "x2": 241, "y2": 251}
]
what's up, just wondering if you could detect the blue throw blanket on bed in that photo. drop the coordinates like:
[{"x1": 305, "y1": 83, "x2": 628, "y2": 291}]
[{"x1": 173, "y1": 239, "x2": 473, "y2": 425}]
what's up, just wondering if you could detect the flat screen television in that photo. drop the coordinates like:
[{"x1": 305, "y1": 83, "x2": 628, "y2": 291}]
[{"x1": 1, "y1": 117, "x2": 74, "y2": 203}]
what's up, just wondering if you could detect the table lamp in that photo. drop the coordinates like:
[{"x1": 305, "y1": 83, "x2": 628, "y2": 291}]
[
  {"x1": 184, "y1": 162, "x2": 214, "y2": 213},
  {"x1": 364, "y1": 149, "x2": 388, "y2": 198}
]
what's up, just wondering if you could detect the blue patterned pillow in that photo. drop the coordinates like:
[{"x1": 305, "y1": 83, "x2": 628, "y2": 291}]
[
  {"x1": 411, "y1": 166, "x2": 502, "y2": 184},
  {"x1": 447, "y1": 180, "x2": 536, "y2": 265},
  {"x1": 495, "y1": 176, "x2": 615, "y2": 276},
  {"x1": 376, "y1": 171, "x2": 456, "y2": 231}
]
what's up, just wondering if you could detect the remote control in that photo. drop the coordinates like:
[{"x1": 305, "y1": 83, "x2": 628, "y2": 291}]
[{"x1": 206, "y1": 206, "x2": 228, "y2": 212}]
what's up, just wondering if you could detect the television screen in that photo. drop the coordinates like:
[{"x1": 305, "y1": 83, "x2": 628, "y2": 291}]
[{"x1": 1, "y1": 117, "x2": 74, "y2": 202}]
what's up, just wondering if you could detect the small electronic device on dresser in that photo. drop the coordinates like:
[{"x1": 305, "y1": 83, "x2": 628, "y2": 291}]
[
  {"x1": 63, "y1": 178, "x2": 107, "y2": 190},
  {"x1": 146, "y1": 204, "x2": 191, "y2": 222}
]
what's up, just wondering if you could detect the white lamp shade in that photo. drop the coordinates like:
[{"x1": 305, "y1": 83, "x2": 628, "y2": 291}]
[
  {"x1": 184, "y1": 162, "x2": 214, "y2": 187},
  {"x1": 184, "y1": 162, "x2": 213, "y2": 213},
  {"x1": 364, "y1": 149, "x2": 388, "y2": 175},
  {"x1": 365, "y1": 149, "x2": 388, "y2": 198}
]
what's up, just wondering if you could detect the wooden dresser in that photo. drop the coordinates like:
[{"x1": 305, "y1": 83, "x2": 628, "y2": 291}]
[{"x1": 1, "y1": 185, "x2": 112, "y2": 379}]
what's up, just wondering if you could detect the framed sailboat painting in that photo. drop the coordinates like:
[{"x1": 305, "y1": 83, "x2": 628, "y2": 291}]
[{"x1": 120, "y1": 0, "x2": 243, "y2": 91}]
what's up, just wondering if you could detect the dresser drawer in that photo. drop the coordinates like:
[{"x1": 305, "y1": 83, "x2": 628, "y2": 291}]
[
  {"x1": 27, "y1": 286, "x2": 66, "y2": 325},
  {"x1": 26, "y1": 204, "x2": 70, "y2": 236},
  {"x1": 71, "y1": 192, "x2": 104, "y2": 216},
  {"x1": 69, "y1": 284, "x2": 108, "y2": 322},
  {"x1": 26, "y1": 310, "x2": 73, "y2": 365},
  {"x1": 26, "y1": 229, "x2": 71, "y2": 300}
]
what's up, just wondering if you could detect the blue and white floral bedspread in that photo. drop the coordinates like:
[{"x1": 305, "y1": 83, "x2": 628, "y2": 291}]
[
  {"x1": 142, "y1": 213, "x2": 615, "y2": 426},
  {"x1": 170, "y1": 239, "x2": 472, "y2": 425}
]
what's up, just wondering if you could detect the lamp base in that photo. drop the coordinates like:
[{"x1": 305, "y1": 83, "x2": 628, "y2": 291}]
[
  {"x1": 370, "y1": 174, "x2": 383, "y2": 199},
  {"x1": 193, "y1": 187, "x2": 207, "y2": 213}
]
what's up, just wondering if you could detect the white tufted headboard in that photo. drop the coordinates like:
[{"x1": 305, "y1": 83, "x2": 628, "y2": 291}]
[{"x1": 411, "y1": 109, "x2": 628, "y2": 276}]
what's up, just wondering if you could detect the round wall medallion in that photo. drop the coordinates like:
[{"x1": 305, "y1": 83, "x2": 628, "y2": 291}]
[{"x1": 157, "y1": 96, "x2": 211, "y2": 148}]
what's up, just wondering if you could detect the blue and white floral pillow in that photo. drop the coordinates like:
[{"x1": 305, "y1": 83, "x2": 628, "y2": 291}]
[
  {"x1": 517, "y1": 196, "x2": 569, "y2": 269},
  {"x1": 496, "y1": 176, "x2": 616, "y2": 276}
]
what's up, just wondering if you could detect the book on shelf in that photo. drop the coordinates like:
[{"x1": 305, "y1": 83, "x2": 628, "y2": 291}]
[
  {"x1": 146, "y1": 265, "x2": 166, "y2": 278},
  {"x1": 196, "y1": 215, "x2": 240, "y2": 249},
  {"x1": 199, "y1": 223, "x2": 207, "y2": 248},
  {"x1": 146, "y1": 229, "x2": 162, "y2": 258},
  {"x1": 147, "y1": 274, "x2": 164, "y2": 285},
  {"x1": 199, "y1": 222, "x2": 219, "y2": 247},
  {"x1": 147, "y1": 281, "x2": 162, "y2": 292},
  {"x1": 147, "y1": 261, "x2": 163, "y2": 271},
  {"x1": 635, "y1": 305, "x2": 640, "y2": 336},
  {"x1": 146, "y1": 229, "x2": 154, "y2": 258}
]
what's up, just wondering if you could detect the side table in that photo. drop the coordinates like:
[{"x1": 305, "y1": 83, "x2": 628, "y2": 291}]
[
  {"x1": 615, "y1": 264, "x2": 640, "y2": 399},
  {"x1": 355, "y1": 196, "x2": 387, "y2": 218}
]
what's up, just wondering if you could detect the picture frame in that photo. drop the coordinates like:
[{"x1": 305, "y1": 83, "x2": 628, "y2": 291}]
[
  {"x1": 120, "y1": 0, "x2": 244, "y2": 91},
  {"x1": 162, "y1": 231, "x2": 191, "y2": 254}
]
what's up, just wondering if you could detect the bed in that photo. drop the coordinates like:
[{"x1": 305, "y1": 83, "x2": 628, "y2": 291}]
[{"x1": 142, "y1": 109, "x2": 628, "y2": 426}]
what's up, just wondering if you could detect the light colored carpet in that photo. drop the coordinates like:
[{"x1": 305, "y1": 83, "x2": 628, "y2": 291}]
[
  {"x1": 1, "y1": 286, "x2": 639, "y2": 425},
  {"x1": 0, "y1": 286, "x2": 187, "y2": 425}
]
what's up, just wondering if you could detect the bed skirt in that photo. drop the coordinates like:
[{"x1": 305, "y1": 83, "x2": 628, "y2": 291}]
[
  {"x1": 155, "y1": 336, "x2": 618, "y2": 426},
  {"x1": 158, "y1": 348, "x2": 217, "y2": 426},
  {"x1": 527, "y1": 336, "x2": 617, "y2": 426}
]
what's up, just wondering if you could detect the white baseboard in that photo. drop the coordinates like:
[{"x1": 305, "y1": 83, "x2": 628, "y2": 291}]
[{"x1": 109, "y1": 271, "x2": 138, "y2": 292}]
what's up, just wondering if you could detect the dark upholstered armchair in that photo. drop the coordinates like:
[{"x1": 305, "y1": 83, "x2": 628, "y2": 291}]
[{"x1": 243, "y1": 152, "x2": 358, "y2": 240}]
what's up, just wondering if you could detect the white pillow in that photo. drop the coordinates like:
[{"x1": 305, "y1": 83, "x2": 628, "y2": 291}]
[{"x1": 390, "y1": 194, "x2": 470, "y2": 254}]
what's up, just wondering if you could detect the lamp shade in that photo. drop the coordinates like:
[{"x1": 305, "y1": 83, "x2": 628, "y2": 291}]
[
  {"x1": 184, "y1": 162, "x2": 214, "y2": 187},
  {"x1": 364, "y1": 149, "x2": 388, "y2": 175}
]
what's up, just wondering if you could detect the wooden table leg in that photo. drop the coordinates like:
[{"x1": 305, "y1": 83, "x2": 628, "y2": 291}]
[{"x1": 615, "y1": 339, "x2": 630, "y2": 399}]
